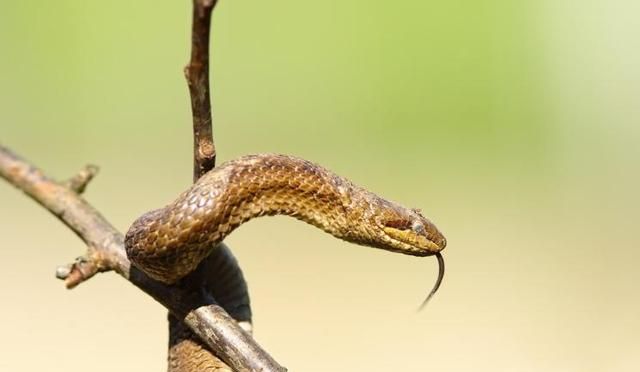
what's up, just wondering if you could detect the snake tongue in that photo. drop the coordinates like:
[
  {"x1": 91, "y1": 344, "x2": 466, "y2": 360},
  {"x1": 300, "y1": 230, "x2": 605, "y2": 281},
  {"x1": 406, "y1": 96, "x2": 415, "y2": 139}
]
[{"x1": 418, "y1": 252, "x2": 445, "y2": 311}]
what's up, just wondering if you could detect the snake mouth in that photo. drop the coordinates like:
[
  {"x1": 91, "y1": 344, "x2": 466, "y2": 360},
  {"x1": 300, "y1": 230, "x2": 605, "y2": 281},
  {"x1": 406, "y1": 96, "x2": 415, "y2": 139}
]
[
  {"x1": 402, "y1": 244, "x2": 440, "y2": 257},
  {"x1": 423, "y1": 239, "x2": 443, "y2": 252},
  {"x1": 381, "y1": 226, "x2": 444, "y2": 255}
]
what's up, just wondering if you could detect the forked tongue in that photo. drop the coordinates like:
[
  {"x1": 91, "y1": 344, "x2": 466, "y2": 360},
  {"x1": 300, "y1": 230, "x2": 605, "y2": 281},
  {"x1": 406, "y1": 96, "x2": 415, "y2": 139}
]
[{"x1": 418, "y1": 252, "x2": 445, "y2": 311}]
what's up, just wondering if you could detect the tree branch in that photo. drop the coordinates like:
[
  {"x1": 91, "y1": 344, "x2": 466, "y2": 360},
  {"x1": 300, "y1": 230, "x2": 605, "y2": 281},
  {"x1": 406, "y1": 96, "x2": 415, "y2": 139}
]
[
  {"x1": 186, "y1": 0, "x2": 218, "y2": 180},
  {"x1": 0, "y1": 145, "x2": 286, "y2": 372},
  {"x1": 2, "y1": 1, "x2": 283, "y2": 371}
]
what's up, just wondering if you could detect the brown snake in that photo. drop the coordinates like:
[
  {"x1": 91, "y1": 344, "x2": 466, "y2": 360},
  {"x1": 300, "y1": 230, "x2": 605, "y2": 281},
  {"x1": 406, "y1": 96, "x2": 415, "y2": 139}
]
[{"x1": 124, "y1": 153, "x2": 447, "y2": 369}]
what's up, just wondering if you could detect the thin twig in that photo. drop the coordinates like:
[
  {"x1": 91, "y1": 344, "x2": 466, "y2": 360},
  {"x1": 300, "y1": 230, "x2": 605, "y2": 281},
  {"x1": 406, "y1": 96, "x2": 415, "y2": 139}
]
[
  {"x1": 186, "y1": 0, "x2": 218, "y2": 180},
  {"x1": 63, "y1": 164, "x2": 99, "y2": 194},
  {"x1": 0, "y1": 145, "x2": 286, "y2": 372}
]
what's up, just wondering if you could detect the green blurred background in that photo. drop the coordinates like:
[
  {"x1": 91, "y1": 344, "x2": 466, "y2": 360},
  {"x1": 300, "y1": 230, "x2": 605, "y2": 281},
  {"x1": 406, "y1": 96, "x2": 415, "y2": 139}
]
[{"x1": 1, "y1": 1, "x2": 638, "y2": 371}]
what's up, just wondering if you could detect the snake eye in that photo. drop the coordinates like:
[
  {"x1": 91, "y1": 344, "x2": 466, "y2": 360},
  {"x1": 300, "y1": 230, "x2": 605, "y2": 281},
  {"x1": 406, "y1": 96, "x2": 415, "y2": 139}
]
[{"x1": 412, "y1": 221, "x2": 426, "y2": 235}]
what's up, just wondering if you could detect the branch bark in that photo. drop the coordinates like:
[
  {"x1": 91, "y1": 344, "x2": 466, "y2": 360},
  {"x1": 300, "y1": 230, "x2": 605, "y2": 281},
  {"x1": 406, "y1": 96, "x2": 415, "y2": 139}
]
[
  {"x1": 186, "y1": 0, "x2": 218, "y2": 181},
  {"x1": 0, "y1": 145, "x2": 286, "y2": 372}
]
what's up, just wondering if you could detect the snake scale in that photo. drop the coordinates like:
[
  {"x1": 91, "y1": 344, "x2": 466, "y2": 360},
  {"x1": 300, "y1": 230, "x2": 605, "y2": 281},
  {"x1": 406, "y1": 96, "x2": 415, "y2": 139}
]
[{"x1": 124, "y1": 153, "x2": 447, "y2": 370}]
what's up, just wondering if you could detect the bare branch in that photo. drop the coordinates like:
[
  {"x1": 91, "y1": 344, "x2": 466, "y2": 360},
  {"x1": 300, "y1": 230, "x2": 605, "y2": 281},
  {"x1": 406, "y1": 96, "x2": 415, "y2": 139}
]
[
  {"x1": 0, "y1": 145, "x2": 286, "y2": 372},
  {"x1": 186, "y1": 0, "x2": 218, "y2": 180},
  {"x1": 55, "y1": 253, "x2": 110, "y2": 289},
  {"x1": 64, "y1": 164, "x2": 99, "y2": 194}
]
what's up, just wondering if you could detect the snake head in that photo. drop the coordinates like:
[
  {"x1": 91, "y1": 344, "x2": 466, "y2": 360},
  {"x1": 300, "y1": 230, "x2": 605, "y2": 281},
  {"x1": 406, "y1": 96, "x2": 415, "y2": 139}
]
[{"x1": 377, "y1": 207, "x2": 446, "y2": 256}]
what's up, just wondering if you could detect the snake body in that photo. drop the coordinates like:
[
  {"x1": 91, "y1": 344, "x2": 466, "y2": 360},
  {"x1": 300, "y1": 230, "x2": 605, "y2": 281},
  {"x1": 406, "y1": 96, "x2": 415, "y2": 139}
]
[{"x1": 125, "y1": 154, "x2": 446, "y2": 285}]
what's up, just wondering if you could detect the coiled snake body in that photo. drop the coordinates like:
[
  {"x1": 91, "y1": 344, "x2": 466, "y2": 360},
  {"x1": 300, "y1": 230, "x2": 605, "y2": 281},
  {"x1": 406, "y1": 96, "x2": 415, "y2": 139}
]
[
  {"x1": 125, "y1": 154, "x2": 446, "y2": 370},
  {"x1": 125, "y1": 154, "x2": 446, "y2": 285}
]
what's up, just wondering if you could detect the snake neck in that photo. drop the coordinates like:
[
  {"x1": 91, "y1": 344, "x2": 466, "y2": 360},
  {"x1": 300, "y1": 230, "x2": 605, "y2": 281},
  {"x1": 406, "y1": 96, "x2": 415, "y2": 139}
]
[
  {"x1": 126, "y1": 155, "x2": 358, "y2": 283},
  {"x1": 204, "y1": 154, "x2": 355, "y2": 242}
]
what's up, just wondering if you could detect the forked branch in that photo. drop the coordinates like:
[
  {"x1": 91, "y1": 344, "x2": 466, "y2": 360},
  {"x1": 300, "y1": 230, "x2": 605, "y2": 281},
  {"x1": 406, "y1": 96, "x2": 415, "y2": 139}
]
[
  {"x1": 0, "y1": 1, "x2": 285, "y2": 371},
  {"x1": 0, "y1": 145, "x2": 285, "y2": 372}
]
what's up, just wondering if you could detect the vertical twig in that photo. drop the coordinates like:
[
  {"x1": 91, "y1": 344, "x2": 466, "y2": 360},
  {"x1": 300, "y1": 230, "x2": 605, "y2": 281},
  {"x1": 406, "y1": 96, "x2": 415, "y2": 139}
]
[{"x1": 186, "y1": 0, "x2": 218, "y2": 180}]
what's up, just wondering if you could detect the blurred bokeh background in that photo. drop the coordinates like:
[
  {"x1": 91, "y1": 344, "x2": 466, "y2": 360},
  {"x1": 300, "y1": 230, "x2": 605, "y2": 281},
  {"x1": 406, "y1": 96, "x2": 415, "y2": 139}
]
[{"x1": 1, "y1": 1, "x2": 639, "y2": 371}]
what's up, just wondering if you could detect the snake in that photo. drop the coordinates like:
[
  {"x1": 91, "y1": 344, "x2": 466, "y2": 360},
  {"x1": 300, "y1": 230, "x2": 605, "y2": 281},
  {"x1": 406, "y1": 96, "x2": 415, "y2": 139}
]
[{"x1": 124, "y1": 153, "x2": 447, "y2": 369}]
